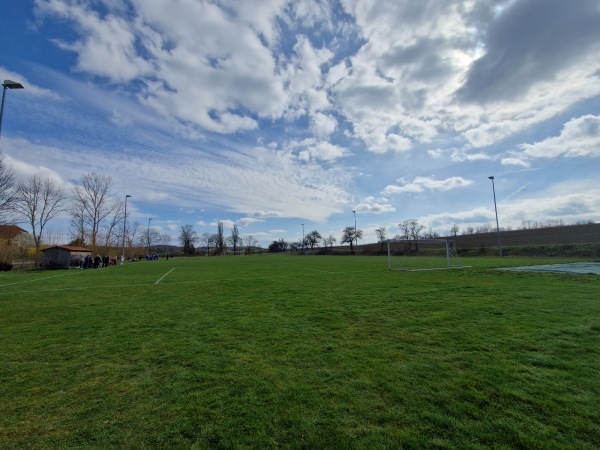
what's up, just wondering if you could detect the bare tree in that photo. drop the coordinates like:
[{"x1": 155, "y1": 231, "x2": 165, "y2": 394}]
[
  {"x1": 230, "y1": 223, "x2": 241, "y2": 253},
  {"x1": 209, "y1": 233, "x2": 218, "y2": 255},
  {"x1": 140, "y1": 228, "x2": 160, "y2": 254},
  {"x1": 322, "y1": 234, "x2": 336, "y2": 254},
  {"x1": 243, "y1": 235, "x2": 258, "y2": 254},
  {"x1": 0, "y1": 150, "x2": 15, "y2": 224},
  {"x1": 127, "y1": 220, "x2": 142, "y2": 248},
  {"x1": 159, "y1": 233, "x2": 171, "y2": 254},
  {"x1": 100, "y1": 199, "x2": 125, "y2": 247},
  {"x1": 476, "y1": 224, "x2": 494, "y2": 233},
  {"x1": 423, "y1": 227, "x2": 439, "y2": 239},
  {"x1": 71, "y1": 173, "x2": 117, "y2": 247},
  {"x1": 408, "y1": 219, "x2": 424, "y2": 250},
  {"x1": 180, "y1": 224, "x2": 199, "y2": 255},
  {"x1": 68, "y1": 197, "x2": 87, "y2": 246},
  {"x1": 375, "y1": 227, "x2": 386, "y2": 251},
  {"x1": 341, "y1": 226, "x2": 362, "y2": 253},
  {"x1": 216, "y1": 221, "x2": 225, "y2": 255},
  {"x1": 449, "y1": 224, "x2": 459, "y2": 236},
  {"x1": 13, "y1": 175, "x2": 67, "y2": 262},
  {"x1": 398, "y1": 220, "x2": 411, "y2": 240},
  {"x1": 201, "y1": 232, "x2": 212, "y2": 256},
  {"x1": 305, "y1": 230, "x2": 322, "y2": 253}
]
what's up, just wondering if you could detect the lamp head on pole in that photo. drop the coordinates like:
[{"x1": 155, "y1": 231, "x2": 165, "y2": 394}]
[
  {"x1": 3, "y1": 80, "x2": 24, "y2": 90},
  {"x1": 488, "y1": 176, "x2": 494, "y2": 180}
]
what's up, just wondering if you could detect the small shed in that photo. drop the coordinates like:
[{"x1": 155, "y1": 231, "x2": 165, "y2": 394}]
[{"x1": 41, "y1": 246, "x2": 93, "y2": 269}]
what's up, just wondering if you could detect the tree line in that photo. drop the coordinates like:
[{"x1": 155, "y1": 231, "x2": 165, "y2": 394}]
[
  {"x1": 266, "y1": 219, "x2": 432, "y2": 254},
  {"x1": 268, "y1": 226, "x2": 364, "y2": 254},
  {"x1": 0, "y1": 152, "x2": 170, "y2": 263},
  {"x1": 178, "y1": 222, "x2": 259, "y2": 256},
  {"x1": 266, "y1": 215, "x2": 596, "y2": 255}
]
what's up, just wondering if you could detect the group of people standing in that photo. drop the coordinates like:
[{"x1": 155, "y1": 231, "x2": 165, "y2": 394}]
[{"x1": 80, "y1": 254, "x2": 117, "y2": 269}]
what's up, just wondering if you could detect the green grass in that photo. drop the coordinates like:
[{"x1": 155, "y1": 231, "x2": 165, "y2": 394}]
[{"x1": 1, "y1": 255, "x2": 599, "y2": 448}]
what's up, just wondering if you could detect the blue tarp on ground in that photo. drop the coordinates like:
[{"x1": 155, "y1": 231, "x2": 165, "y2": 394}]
[{"x1": 499, "y1": 262, "x2": 600, "y2": 275}]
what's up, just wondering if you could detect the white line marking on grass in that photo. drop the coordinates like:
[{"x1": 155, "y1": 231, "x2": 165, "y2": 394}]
[
  {"x1": 306, "y1": 268, "x2": 388, "y2": 275},
  {"x1": 0, "y1": 283, "x2": 154, "y2": 296},
  {"x1": 0, "y1": 268, "x2": 390, "y2": 297},
  {"x1": 155, "y1": 268, "x2": 176, "y2": 285},
  {"x1": 306, "y1": 268, "x2": 336, "y2": 274},
  {"x1": 0, "y1": 272, "x2": 74, "y2": 288}
]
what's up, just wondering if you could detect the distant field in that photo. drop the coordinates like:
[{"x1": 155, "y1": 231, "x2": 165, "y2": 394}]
[{"x1": 1, "y1": 255, "x2": 599, "y2": 448}]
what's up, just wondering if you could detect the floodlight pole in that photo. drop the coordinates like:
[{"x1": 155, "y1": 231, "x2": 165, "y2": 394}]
[
  {"x1": 147, "y1": 217, "x2": 152, "y2": 256},
  {"x1": 488, "y1": 176, "x2": 502, "y2": 257},
  {"x1": 121, "y1": 194, "x2": 131, "y2": 264},
  {"x1": 301, "y1": 223, "x2": 304, "y2": 255},
  {"x1": 353, "y1": 210, "x2": 357, "y2": 254},
  {"x1": 0, "y1": 80, "x2": 25, "y2": 140}
]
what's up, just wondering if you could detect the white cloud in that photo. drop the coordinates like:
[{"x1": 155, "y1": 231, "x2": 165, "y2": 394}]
[
  {"x1": 501, "y1": 157, "x2": 530, "y2": 168},
  {"x1": 215, "y1": 219, "x2": 236, "y2": 229},
  {"x1": 354, "y1": 199, "x2": 395, "y2": 214},
  {"x1": 427, "y1": 149, "x2": 444, "y2": 159},
  {"x1": 254, "y1": 210, "x2": 282, "y2": 219},
  {"x1": 422, "y1": 207, "x2": 496, "y2": 230},
  {"x1": 237, "y1": 217, "x2": 263, "y2": 227},
  {"x1": 450, "y1": 149, "x2": 491, "y2": 163},
  {"x1": 334, "y1": 0, "x2": 600, "y2": 154},
  {"x1": 520, "y1": 115, "x2": 600, "y2": 159},
  {"x1": 297, "y1": 141, "x2": 350, "y2": 162},
  {"x1": 37, "y1": 0, "x2": 288, "y2": 133},
  {"x1": 40, "y1": 3, "x2": 154, "y2": 82},
  {"x1": 310, "y1": 112, "x2": 338, "y2": 137},
  {"x1": 423, "y1": 183, "x2": 600, "y2": 231},
  {"x1": 6, "y1": 153, "x2": 67, "y2": 187},
  {"x1": 144, "y1": 192, "x2": 170, "y2": 201},
  {"x1": 496, "y1": 184, "x2": 600, "y2": 228},
  {"x1": 0, "y1": 67, "x2": 60, "y2": 100},
  {"x1": 9, "y1": 135, "x2": 352, "y2": 223},
  {"x1": 34, "y1": 0, "x2": 600, "y2": 152},
  {"x1": 383, "y1": 176, "x2": 473, "y2": 195}
]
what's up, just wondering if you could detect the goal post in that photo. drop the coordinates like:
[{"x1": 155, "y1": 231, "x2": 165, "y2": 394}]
[{"x1": 387, "y1": 238, "x2": 468, "y2": 271}]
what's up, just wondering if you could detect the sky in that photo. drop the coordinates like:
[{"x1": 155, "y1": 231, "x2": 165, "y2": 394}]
[{"x1": 1, "y1": 0, "x2": 599, "y2": 248}]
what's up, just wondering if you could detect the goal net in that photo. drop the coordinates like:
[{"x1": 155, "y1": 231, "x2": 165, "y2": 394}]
[{"x1": 387, "y1": 239, "x2": 468, "y2": 271}]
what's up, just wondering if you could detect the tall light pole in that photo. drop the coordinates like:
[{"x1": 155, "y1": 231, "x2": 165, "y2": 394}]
[
  {"x1": 353, "y1": 210, "x2": 357, "y2": 254},
  {"x1": 0, "y1": 80, "x2": 25, "y2": 140},
  {"x1": 147, "y1": 217, "x2": 152, "y2": 256},
  {"x1": 301, "y1": 223, "x2": 305, "y2": 255},
  {"x1": 488, "y1": 176, "x2": 502, "y2": 257},
  {"x1": 121, "y1": 194, "x2": 131, "y2": 264}
]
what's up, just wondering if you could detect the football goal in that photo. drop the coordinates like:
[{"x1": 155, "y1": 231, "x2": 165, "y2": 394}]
[{"x1": 387, "y1": 238, "x2": 468, "y2": 271}]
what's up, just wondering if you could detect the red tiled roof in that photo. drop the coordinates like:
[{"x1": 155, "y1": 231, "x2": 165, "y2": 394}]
[{"x1": 0, "y1": 225, "x2": 28, "y2": 239}]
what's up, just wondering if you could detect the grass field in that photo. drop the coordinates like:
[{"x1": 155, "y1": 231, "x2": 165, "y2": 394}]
[{"x1": 1, "y1": 255, "x2": 599, "y2": 448}]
